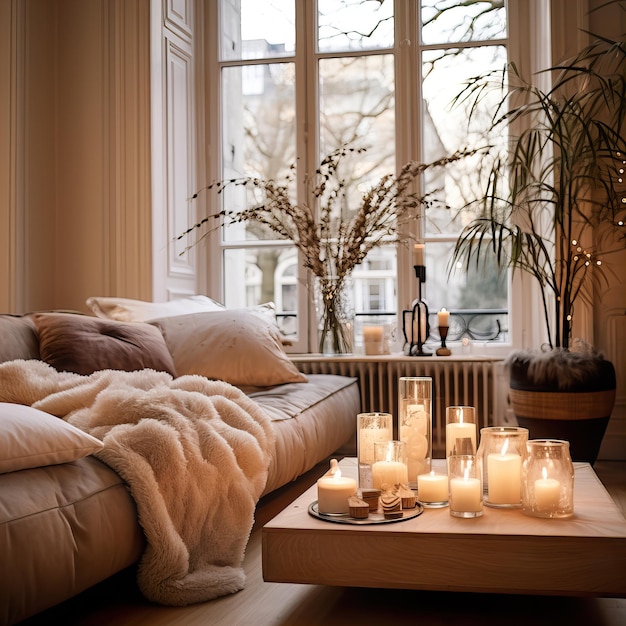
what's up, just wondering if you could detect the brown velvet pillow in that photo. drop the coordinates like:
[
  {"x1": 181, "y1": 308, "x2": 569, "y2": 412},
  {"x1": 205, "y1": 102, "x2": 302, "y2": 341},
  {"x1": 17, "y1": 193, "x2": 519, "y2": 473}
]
[
  {"x1": 32, "y1": 313, "x2": 177, "y2": 377},
  {"x1": 0, "y1": 315, "x2": 40, "y2": 363}
]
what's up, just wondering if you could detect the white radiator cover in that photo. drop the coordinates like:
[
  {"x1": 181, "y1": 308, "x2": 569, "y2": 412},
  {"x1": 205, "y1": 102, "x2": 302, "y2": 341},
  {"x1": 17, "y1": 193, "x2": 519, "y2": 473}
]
[{"x1": 292, "y1": 356, "x2": 501, "y2": 456}]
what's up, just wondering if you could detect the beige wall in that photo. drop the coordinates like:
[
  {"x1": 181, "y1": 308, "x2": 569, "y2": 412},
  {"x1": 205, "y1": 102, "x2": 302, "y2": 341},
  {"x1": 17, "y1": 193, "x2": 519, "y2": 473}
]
[{"x1": 0, "y1": 0, "x2": 151, "y2": 314}]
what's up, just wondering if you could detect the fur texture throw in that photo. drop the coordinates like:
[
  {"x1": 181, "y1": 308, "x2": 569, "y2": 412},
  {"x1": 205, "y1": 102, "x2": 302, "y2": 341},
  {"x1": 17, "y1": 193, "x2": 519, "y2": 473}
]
[
  {"x1": 0, "y1": 359, "x2": 275, "y2": 606},
  {"x1": 505, "y1": 345, "x2": 609, "y2": 391}
]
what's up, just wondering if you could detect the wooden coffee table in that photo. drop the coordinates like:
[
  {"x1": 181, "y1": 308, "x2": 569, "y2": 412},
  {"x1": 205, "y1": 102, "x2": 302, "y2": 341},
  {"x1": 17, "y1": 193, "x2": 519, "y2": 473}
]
[{"x1": 262, "y1": 458, "x2": 626, "y2": 597}]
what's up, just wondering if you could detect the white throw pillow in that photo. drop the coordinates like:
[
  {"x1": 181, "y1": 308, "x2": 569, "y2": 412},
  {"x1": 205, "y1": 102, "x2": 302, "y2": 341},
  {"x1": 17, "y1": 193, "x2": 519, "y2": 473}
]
[
  {"x1": 0, "y1": 403, "x2": 103, "y2": 474},
  {"x1": 150, "y1": 310, "x2": 307, "y2": 387},
  {"x1": 86, "y1": 295, "x2": 225, "y2": 322}
]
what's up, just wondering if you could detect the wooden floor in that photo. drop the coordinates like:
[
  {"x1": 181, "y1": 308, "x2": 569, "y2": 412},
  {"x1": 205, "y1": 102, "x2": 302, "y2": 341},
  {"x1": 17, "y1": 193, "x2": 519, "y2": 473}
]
[{"x1": 21, "y1": 460, "x2": 626, "y2": 626}]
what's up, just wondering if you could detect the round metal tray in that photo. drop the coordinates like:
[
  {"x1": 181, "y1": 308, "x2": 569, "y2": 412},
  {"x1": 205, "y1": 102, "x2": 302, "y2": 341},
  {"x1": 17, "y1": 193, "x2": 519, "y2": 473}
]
[{"x1": 308, "y1": 500, "x2": 424, "y2": 525}]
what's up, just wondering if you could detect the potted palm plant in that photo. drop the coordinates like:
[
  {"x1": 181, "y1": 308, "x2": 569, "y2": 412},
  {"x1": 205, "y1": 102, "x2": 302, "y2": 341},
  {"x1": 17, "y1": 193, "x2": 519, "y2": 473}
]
[{"x1": 450, "y1": 14, "x2": 625, "y2": 462}]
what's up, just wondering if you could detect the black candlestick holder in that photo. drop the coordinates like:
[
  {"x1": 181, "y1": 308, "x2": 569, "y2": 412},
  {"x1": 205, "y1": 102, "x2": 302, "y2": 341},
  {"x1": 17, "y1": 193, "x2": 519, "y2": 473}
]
[
  {"x1": 402, "y1": 265, "x2": 431, "y2": 357},
  {"x1": 436, "y1": 325, "x2": 451, "y2": 356}
]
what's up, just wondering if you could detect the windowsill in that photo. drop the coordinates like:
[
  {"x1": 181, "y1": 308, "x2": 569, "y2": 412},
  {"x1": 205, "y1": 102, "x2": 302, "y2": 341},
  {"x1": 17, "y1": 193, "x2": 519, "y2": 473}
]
[{"x1": 290, "y1": 353, "x2": 503, "y2": 363}]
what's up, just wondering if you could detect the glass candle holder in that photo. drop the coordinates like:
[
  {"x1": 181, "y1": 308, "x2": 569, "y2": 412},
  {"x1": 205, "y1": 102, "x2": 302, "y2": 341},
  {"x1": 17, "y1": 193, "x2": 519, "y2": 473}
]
[
  {"x1": 445, "y1": 406, "x2": 477, "y2": 458},
  {"x1": 522, "y1": 439, "x2": 575, "y2": 519},
  {"x1": 357, "y1": 412, "x2": 393, "y2": 489},
  {"x1": 448, "y1": 454, "x2": 483, "y2": 518},
  {"x1": 477, "y1": 426, "x2": 528, "y2": 508},
  {"x1": 371, "y1": 440, "x2": 409, "y2": 491},
  {"x1": 398, "y1": 377, "x2": 432, "y2": 487}
]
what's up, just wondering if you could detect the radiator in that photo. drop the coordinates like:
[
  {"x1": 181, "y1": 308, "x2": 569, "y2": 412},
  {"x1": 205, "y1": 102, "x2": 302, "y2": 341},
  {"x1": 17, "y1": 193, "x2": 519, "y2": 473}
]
[{"x1": 292, "y1": 356, "x2": 499, "y2": 457}]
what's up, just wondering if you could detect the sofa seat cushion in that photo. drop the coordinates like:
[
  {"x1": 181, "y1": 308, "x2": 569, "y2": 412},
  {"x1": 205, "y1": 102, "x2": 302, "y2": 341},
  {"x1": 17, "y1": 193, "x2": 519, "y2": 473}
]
[
  {"x1": 0, "y1": 456, "x2": 144, "y2": 625},
  {"x1": 251, "y1": 374, "x2": 360, "y2": 495}
]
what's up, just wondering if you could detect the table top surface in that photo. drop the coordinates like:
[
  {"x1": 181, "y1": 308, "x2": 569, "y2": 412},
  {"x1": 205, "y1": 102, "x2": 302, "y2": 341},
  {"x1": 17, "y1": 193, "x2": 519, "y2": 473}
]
[{"x1": 264, "y1": 458, "x2": 626, "y2": 540}]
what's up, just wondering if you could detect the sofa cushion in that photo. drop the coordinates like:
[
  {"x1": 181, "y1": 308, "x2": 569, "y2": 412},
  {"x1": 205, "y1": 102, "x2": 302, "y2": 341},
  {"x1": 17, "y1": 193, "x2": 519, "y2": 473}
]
[
  {"x1": 0, "y1": 315, "x2": 40, "y2": 363},
  {"x1": 31, "y1": 312, "x2": 177, "y2": 376},
  {"x1": 0, "y1": 402, "x2": 103, "y2": 474},
  {"x1": 150, "y1": 309, "x2": 307, "y2": 387},
  {"x1": 86, "y1": 295, "x2": 224, "y2": 322}
]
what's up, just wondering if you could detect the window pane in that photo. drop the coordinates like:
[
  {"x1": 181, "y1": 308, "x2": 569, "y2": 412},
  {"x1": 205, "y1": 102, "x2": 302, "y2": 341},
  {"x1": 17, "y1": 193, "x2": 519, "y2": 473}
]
[
  {"x1": 421, "y1": 0, "x2": 507, "y2": 45},
  {"x1": 223, "y1": 247, "x2": 298, "y2": 337},
  {"x1": 318, "y1": 54, "x2": 396, "y2": 248},
  {"x1": 318, "y1": 0, "x2": 394, "y2": 52},
  {"x1": 424, "y1": 241, "x2": 508, "y2": 342},
  {"x1": 221, "y1": 63, "x2": 296, "y2": 242},
  {"x1": 220, "y1": 0, "x2": 295, "y2": 61},
  {"x1": 319, "y1": 54, "x2": 395, "y2": 158},
  {"x1": 421, "y1": 45, "x2": 507, "y2": 236}
]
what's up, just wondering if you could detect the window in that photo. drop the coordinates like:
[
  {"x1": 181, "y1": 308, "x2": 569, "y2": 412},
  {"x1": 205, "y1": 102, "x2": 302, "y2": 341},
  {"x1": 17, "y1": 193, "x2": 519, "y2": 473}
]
[{"x1": 204, "y1": 0, "x2": 526, "y2": 353}]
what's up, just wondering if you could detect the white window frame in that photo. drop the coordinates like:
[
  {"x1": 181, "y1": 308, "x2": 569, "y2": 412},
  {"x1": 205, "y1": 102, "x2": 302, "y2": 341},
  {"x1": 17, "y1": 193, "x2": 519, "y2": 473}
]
[{"x1": 198, "y1": 0, "x2": 555, "y2": 355}]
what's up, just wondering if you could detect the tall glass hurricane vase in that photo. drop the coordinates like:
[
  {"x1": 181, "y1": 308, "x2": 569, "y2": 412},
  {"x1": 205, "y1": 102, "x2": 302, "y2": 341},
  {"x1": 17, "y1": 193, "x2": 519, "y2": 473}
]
[{"x1": 314, "y1": 276, "x2": 355, "y2": 355}]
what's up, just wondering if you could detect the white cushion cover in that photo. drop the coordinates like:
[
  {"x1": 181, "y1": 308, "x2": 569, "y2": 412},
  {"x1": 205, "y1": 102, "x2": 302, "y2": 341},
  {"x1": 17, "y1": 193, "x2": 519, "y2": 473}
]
[
  {"x1": 86, "y1": 295, "x2": 224, "y2": 322},
  {"x1": 0, "y1": 403, "x2": 103, "y2": 474}
]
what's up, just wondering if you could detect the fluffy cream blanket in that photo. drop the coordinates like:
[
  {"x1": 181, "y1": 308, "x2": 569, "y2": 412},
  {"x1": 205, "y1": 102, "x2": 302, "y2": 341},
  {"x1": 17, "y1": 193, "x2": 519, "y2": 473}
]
[{"x1": 0, "y1": 359, "x2": 275, "y2": 606}]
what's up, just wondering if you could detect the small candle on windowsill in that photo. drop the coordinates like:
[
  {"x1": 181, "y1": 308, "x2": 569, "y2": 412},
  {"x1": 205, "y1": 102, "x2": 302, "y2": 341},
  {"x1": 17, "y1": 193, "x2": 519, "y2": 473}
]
[
  {"x1": 413, "y1": 243, "x2": 425, "y2": 267},
  {"x1": 438, "y1": 307, "x2": 450, "y2": 327}
]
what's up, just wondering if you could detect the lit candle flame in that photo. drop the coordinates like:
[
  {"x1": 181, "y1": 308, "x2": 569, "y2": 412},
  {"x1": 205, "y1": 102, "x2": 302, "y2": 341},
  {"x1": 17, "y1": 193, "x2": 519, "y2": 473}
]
[{"x1": 542, "y1": 467, "x2": 548, "y2": 480}]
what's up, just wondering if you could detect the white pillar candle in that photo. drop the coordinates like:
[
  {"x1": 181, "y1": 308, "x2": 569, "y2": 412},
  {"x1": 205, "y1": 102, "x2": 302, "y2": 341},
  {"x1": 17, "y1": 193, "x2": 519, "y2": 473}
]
[
  {"x1": 371, "y1": 460, "x2": 409, "y2": 490},
  {"x1": 317, "y1": 470, "x2": 357, "y2": 514},
  {"x1": 487, "y1": 442, "x2": 522, "y2": 505},
  {"x1": 414, "y1": 243, "x2": 425, "y2": 266},
  {"x1": 450, "y1": 473, "x2": 482, "y2": 512},
  {"x1": 534, "y1": 467, "x2": 562, "y2": 511},
  {"x1": 417, "y1": 471, "x2": 449, "y2": 503},
  {"x1": 438, "y1": 308, "x2": 450, "y2": 326},
  {"x1": 446, "y1": 421, "x2": 477, "y2": 457}
]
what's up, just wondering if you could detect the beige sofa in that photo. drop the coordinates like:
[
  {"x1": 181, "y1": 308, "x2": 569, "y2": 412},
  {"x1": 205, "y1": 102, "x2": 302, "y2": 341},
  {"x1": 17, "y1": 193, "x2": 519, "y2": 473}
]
[{"x1": 0, "y1": 306, "x2": 359, "y2": 625}]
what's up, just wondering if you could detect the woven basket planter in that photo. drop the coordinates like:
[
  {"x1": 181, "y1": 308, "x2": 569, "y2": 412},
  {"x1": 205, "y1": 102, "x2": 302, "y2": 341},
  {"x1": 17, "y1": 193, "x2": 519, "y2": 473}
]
[{"x1": 508, "y1": 355, "x2": 616, "y2": 465}]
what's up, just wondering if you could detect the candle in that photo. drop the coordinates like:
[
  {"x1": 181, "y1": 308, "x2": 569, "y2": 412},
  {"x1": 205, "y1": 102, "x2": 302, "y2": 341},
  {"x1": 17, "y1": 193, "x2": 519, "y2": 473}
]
[
  {"x1": 363, "y1": 325, "x2": 384, "y2": 355},
  {"x1": 534, "y1": 467, "x2": 562, "y2": 510},
  {"x1": 438, "y1": 308, "x2": 450, "y2": 327},
  {"x1": 417, "y1": 471, "x2": 449, "y2": 503},
  {"x1": 446, "y1": 421, "x2": 477, "y2": 457},
  {"x1": 450, "y1": 469, "x2": 482, "y2": 513},
  {"x1": 487, "y1": 439, "x2": 522, "y2": 505},
  {"x1": 317, "y1": 468, "x2": 357, "y2": 514},
  {"x1": 413, "y1": 243, "x2": 425, "y2": 267},
  {"x1": 412, "y1": 311, "x2": 428, "y2": 343},
  {"x1": 371, "y1": 459, "x2": 409, "y2": 490}
]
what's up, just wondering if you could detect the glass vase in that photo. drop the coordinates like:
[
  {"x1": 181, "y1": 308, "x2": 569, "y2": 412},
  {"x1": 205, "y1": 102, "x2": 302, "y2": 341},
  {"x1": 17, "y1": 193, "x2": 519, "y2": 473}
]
[
  {"x1": 397, "y1": 377, "x2": 432, "y2": 487},
  {"x1": 357, "y1": 412, "x2": 393, "y2": 490},
  {"x1": 314, "y1": 276, "x2": 354, "y2": 355}
]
